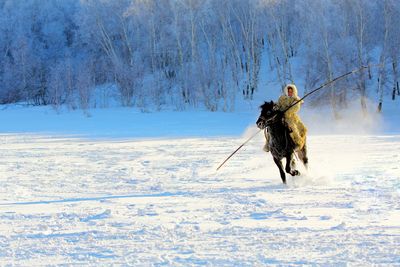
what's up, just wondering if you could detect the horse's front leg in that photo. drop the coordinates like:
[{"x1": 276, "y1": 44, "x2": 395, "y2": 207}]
[
  {"x1": 285, "y1": 154, "x2": 300, "y2": 176},
  {"x1": 273, "y1": 157, "x2": 286, "y2": 184}
]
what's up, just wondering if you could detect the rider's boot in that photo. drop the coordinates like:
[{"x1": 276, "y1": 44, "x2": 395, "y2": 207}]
[{"x1": 263, "y1": 143, "x2": 270, "y2": 152}]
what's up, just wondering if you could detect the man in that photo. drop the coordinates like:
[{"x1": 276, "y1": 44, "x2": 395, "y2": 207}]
[{"x1": 264, "y1": 84, "x2": 307, "y2": 152}]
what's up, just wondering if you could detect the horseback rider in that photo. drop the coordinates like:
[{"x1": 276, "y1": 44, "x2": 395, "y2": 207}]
[{"x1": 264, "y1": 84, "x2": 307, "y2": 152}]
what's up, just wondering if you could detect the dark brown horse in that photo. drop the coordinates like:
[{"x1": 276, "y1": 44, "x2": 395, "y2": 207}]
[{"x1": 256, "y1": 101, "x2": 308, "y2": 184}]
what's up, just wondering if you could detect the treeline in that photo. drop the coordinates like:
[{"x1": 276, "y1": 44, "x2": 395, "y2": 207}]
[{"x1": 0, "y1": 0, "x2": 399, "y2": 112}]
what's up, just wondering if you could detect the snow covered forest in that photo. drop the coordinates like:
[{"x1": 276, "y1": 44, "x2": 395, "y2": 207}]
[
  {"x1": 1, "y1": 1, "x2": 400, "y2": 265},
  {"x1": 0, "y1": 0, "x2": 399, "y2": 113}
]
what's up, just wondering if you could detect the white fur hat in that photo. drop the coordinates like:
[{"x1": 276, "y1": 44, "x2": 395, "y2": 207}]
[{"x1": 283, "y1": 84, "x2": 298, "y2": 97}]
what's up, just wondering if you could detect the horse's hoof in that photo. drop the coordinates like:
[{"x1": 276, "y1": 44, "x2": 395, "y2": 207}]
[{"x1": 291, "y1": 170, "x2": 300, "y2": 176}]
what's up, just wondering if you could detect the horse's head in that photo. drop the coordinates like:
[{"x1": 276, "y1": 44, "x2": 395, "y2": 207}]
[{"x1": 256, "y1": 101, "x2": 276, "y2": 129}]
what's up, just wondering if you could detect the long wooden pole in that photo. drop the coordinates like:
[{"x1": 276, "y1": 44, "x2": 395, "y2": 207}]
[
  {"x1": 283, "y1": 65, "x2": 372, "y2": 113},
  {"x1": 216, "y1": 64, "x2": 380, "y2": 171},
  {"x1": 216, "y1": 129, "x2": 263, "y2": 171}
]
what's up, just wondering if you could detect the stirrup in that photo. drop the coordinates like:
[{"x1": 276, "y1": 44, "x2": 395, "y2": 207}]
[{"x1": 263, "y1": 144, "x2": 270, "y2": 152}]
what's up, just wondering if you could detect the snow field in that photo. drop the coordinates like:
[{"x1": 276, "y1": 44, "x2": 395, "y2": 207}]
[{"x1": 0, "y1": 134, "x2": 399, "y2": 265}]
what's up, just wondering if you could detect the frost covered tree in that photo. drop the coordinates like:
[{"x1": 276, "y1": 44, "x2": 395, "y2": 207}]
[{"x1": 0, "y1": 0, "x2": 399, "y2": 112}]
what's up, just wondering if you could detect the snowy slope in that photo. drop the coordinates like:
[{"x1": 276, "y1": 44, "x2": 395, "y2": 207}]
[
  {"x1": 0, "y1": 92, "x2": 398, "y2": 139},
  {"x1": 0, "y1": 105, "x2": 257, "y2": 138}
]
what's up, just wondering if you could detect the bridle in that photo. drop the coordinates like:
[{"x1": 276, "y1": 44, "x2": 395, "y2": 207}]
[{"x1": 258, "y1": 112, "x2": 280, "y2": 128}]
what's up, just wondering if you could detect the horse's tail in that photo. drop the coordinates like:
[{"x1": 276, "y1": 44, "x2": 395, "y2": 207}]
[{"x1": 296, "y1": 138, "x2": 308, "y2": 168}]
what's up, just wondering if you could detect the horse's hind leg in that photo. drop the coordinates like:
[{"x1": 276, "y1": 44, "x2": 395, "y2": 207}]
[
  {"x1": 285, "y1": 154, "x2": 300, "y2": 176},
  {"x1": 273, "y1": 157, "x2": 286, "y2": 184}
]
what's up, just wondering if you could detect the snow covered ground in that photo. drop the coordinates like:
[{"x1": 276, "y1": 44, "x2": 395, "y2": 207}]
[
  {"x1": 0, "y1": 90, "x2": 399, "y2": 265},
  {"x1": 0, "y1": 132, "x2": 399, "y2": 265}
]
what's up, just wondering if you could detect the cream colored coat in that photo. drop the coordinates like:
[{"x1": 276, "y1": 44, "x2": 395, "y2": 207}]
[{"x1": 276, "y1": 84, "x2": 307, "y2": 149}]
